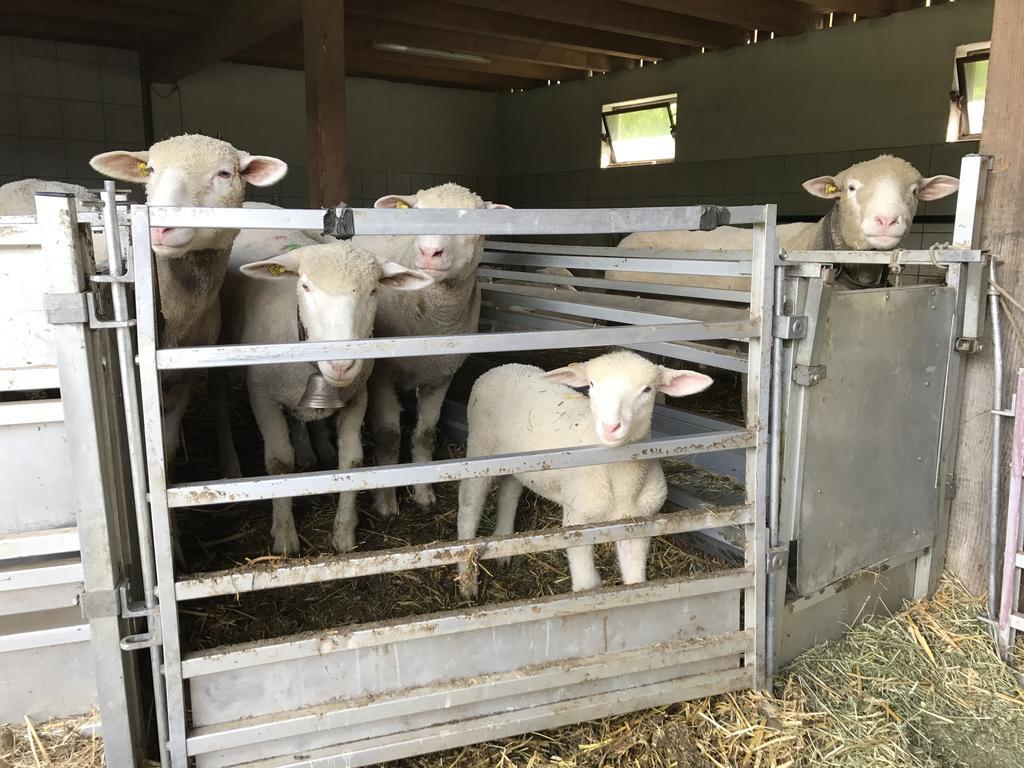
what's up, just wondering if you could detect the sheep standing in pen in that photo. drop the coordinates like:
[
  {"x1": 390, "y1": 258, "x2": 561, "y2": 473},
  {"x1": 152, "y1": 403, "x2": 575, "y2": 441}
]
[
  {"x1": 89, "y1": 134, "x2": 288, "y2": 463},
  {"x1": 214, "y1": 239, "x2": 433, "y2": 555},
  {"x1": 456, "y1": 350, "x2": 713, "y2": 600},
  {"x1": 350, "y1": 183, "x2": 511, "y2": 519}
]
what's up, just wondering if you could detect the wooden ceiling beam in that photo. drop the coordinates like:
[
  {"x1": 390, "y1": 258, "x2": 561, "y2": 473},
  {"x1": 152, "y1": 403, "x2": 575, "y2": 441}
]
[
  {"x1": 146, "y1": 0, "x2": 302, "y2": 82},
  {"x1": 0, "y1": 0, "x2": 193, "y2": 30},
  {"x1": 449, "y1": 0, "x2": 748, "y2": 49},
  {"x1": 621, "y1": 0, "x2": 822, "y2": 35},
  {"x1": 793, "y1": 0, "x2": 902, "y2": 16},
  {"x1": 348, "y1": 53, "x2": 541, "y2": 91},
  {"x1": 345, "y1": 0, "x2": 691, "y2": 61},
  {"x1": 0, "y1": 15, "x2": 173, "y2": 51}
]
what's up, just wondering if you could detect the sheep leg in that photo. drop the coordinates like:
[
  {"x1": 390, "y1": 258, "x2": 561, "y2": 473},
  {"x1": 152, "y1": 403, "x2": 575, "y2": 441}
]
[
  {"x1": 456, "y1": 475, "x2": 492, "y2": 600},
  {"x1": 251, "y1": 395, "x2": 300, "y2": 556},
  {"x1": 288, "y1": 415, "x2": 317, "y2": 470},
  {"x1": 493, "y1": 476, "x2": 523, "y2": 568},
  {"x1": 332, "y1": 389, "x2": 367, "y2": 553},
  {"x1": 162, "y1": 375, "x2": 193, "y2": 464},
  {"x1": 410, "y1": 379, "x2": 451, "y2": 508},
  {"x1": 615, "y1": 537, "x2": 651, "y2": 585},
  {"x1": 309, "y1": 420, "x2": 338, "y2": 468},
  {"x1": 209, "y1": 368, "x2": 241, "y2": 479},
  {"x1": 369, "y1": 371, "x2": 402, "y2": 519}
]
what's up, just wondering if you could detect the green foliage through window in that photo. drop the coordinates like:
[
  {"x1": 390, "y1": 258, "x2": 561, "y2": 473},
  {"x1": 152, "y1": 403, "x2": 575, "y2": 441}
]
[{"x1": 601, "y1": 97, "x2": 676, "y2": 167}]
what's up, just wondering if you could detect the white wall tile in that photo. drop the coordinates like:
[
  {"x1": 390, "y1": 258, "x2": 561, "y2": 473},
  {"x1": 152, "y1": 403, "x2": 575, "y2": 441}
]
[
  {"x1": 103, "y1": 104, "x2": 144, "y2": 144},
  {"x1": 64, "y1": 140, "x2": 107, "y2": 179},
  {"x1": 13, "y1": 55, "x2": 60, "y2": 98},
  {"x1": 0, "y1": 93, "x2": 18, "y2": 135},
  {"x1": 0, "y1": 137, "x2": 23, "y2": 175},
  {"x1": 10, "y1": 38, "x2": 55, "y2": 58},
  {"x1": 97, "y1": 47, "x2": 138, "y2": 69},
  {"x1": 100, "y1": 64, "x2": 141, "y2": 106},
  {"x1": 59, "y1": 59, "x2": 102, "y2": 101},
  {"x1": 55, "y1": 42, "x2": 98, "y2": 63},
  {"x1": 21, "y1": 137, "x2": 66, "y2": 177},
  {"x1": 17, "y1": 96, "x2": 62, "y2": 138},
  {"x1": 0, "y1": 55, "x2": 14, "y2": 95},
  {"x1": 62, "y1": 100, "x2": 105, "y2": 141}
]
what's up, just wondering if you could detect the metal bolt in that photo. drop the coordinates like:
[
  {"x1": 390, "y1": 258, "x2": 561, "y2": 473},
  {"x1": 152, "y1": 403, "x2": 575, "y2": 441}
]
[
  {"x1": 925, "y1": 381, "x2": 930, "y2": 387},
  {"x1": 917, "y1": 456, "x2": 923, "y2": 461},
  {"x1": 816, "y1": 488, "x2": 822, "y2": 494},
  {"x1": 884, "y1": 292, "x2": 891, "y2": 301},
  {"x1": 913, "y1": 530, "x2": 918, "y2": 536}
]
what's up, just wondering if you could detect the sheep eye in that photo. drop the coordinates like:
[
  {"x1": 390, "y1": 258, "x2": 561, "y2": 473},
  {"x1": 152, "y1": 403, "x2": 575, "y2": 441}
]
[
  {"x1": 847, "y1": 183, "x2": 856, "y2": 192},
  {"x1": 588, "y1": 381, "x2": 594, "y2": 388},
  {"x1": 301, "y1": 283, "x2": 311, "y2": 292},
  {"x1": 370, "y1": 288, "x2": 378, "y2": 296},
  {"x1": 642, "y1": 386, "x2": 653, "y2": 394},
  {"x1": 216, "y1": 170, "x2": 232, "y2": 179}
]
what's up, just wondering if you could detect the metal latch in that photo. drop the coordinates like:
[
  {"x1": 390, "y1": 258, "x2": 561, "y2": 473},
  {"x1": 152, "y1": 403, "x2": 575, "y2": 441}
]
[
  {"x1": 79, "y1": 582, "x2": 160, "y2": 651},
  {"x1": 792, "y1": 364, "x2": 826, "y2": 386},
  {"x1": 697, "y1": 205, "x2": 731, "y2": 231},
  {"x1": 322, "y1": 205, "x2": 355, "y2": 240},
  {"x1": 773, "y1": 314, "x2": 808, "y2": 340},
  {"x1": 955, "y1": 337, "x2": 984, "y2": 354},
  {"x1": 767, "y1": 546, "x2": 788, "y2": 572},
  {"x1": 44, "y1": 292, "x2": 89, "y2": 325}
]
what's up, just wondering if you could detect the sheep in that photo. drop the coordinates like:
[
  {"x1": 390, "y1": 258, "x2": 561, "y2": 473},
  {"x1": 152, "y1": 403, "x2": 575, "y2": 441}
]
[
  {"x1": 616, "y1": 154, "x2": 960, "y2": 290},
  {"x1": 349, "y1": 183, "x2": 511, "y2": 519},
  {"x1": 89, "y1": 134, "x2": 287, "y2": 463},
  {"x1": 456, "y1": 350, "x2": 713, "y2": 599},
  {"x1": 215, "y1": 239, "x2": 433, "y2": 555}
]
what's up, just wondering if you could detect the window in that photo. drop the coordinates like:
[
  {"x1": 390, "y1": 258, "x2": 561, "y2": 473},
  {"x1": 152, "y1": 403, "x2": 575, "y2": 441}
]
[
  {"x1": 600, "y1": 95, "x2": 677, "y2": 168},
  {"x1": 947, "y1": 42, "x2": 989, "y2": 141}
]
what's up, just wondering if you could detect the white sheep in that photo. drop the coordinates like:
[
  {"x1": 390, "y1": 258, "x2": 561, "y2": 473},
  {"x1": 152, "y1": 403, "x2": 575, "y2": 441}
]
[
  {"x1": 89, "y1": 134, "x2": 288, "y2": 462},
  {"x1": 350, "y1": 183, "x2": 511, "y2": 519},
  {"x1": 617, "y1": 154, "x2": 960, "y2": 290},
  {"x1": 456, "y1": 350, "x2": 712, "y2": 599},
  {"x1": 215, "y1": 239, "x2": 432, "y2": 555}
]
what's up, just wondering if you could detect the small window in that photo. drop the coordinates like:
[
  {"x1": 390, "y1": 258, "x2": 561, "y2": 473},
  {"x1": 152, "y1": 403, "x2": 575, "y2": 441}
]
[
  {"x1": 601, "y1": 95, "x2": 677, "y2": 168},
  {"x1": 947, "y1": 42, "x2": 989, "y2": 141}
]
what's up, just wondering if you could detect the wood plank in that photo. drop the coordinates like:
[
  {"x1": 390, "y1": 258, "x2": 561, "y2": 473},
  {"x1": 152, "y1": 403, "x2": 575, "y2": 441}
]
[
  {"x1": 793, "y1": 0, "x2": 899, "y2": 16},
  {"x1": 346, "y1": 0, "x2": 692, "y2": 61},
  {"x1": 303, "y1": 0, "x2": 348, "y2": 208},
  {"x1": 451, "y1": 0, "x2": 749, "y2": 49},
  {"x1": 347, "y1": 53, "x2": 542, "y2": 91},
  {"x1": 1, "y1": 0, "x2": 192, "y2": 29},
  {"x1": 146, "y1": 0, "x2": 301, "y2": 82},
  {"x1": 623, "y1": 0, "x2": 821, "y2": 35},
  {"x1": 949, "y1": 0, "x2": 1023, "y2": 595}
]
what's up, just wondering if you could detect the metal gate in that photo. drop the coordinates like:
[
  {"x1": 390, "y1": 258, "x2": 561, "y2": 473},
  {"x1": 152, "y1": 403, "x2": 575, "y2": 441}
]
[{"x1": 125, "y1": 202, "x2": 775, "y2": 766}]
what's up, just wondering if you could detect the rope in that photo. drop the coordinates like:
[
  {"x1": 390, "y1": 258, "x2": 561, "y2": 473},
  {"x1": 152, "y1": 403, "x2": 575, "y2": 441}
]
[
  {"x1": 929, "y1": 240, "x2": 953, "y2": 272},
  {"x1": 990, "y1": 277, "x2": 1024, "y2": 343}
]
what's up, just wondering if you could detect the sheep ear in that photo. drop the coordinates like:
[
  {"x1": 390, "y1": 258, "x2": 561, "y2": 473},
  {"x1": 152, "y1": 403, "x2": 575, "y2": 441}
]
[
  {"x1": 239, "y1": 154, "x2": 288, "y2": 187},
  {"x1": 90, "y1": 150, "x2": 151, "y2": 183},
  {"x1": 375, "y1": 194, "x2": 418, "y2": 209},
  {"x1": 486, "y1": 202, "x2": 513, "y2": 209},
  {"x1": 657, "y1": 368, "x2": 713, "y2": 398},
  {"x1": 917, "y1": 174, "x2": 959, "y2": 201},
  {"x1": 542, "y1": 363, "x2": 589, "y2": 388},
  {"x1": 802, "y1": 175, "x2": 841, "y2": 199},
  {"x1": 379, "y1": 262, "x2": 434, "y2": 290},
  {"x1": 239, "y1": 252, "x2": 301, "y2": 280}
]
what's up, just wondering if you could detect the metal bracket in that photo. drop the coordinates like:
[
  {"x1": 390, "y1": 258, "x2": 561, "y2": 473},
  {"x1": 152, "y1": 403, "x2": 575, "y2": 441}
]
[
  {"x1": 44, "y1": 292, "x2": 89, "y2": 325},
  {"x1": 322, "y1": 205, "x2": 355, "y2": 240},
  {"x1": 79, "y1": 588, "x2": 120, "y2": 619},
  {"x1": 697, "y1": 205, "x2": 730, "y2": 231},
  {"x1": 773, "y1": 314, "x2": 808, "y2": 340},
  {"x1": 78, "y1": 582, "x2": 161, "y2": 650},
  {"x1": 955, "y1": 337, "x2": 985, "y2": 354},
  {"x1": 767, "y1": 546, "x2": 788, "y2": 572},
  {"x1": 86, "y1": 291, "x2": 136, "y2": 329},
  {"x1": 793, "y1": 363, "x2": 827, "y2": 387}
]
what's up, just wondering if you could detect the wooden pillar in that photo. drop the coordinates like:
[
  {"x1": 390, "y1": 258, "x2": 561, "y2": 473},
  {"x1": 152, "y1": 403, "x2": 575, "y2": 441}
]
[
  {"x1": 303, "y1": 0, "x2": 348, "y2": 208},
  {"x1": 948, "y1": 0, "x2": 1024, "y2": 595}
]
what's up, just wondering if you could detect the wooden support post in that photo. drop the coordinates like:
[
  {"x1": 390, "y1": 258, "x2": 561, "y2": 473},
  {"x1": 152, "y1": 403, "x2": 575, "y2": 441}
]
[
  {"x1": 948, "y1": 0, "x2": 1024, "y2": 595},
  {"x1": 303, "y1": 0, "x2": 348, "y2": 208}
]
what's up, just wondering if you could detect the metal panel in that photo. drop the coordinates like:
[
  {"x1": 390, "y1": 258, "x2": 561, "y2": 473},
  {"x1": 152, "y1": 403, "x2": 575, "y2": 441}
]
[
  {"x1": 0, "y1": 420, "x2": 78, "y2": 535},
  {"x1": 0, "y1": 241, "x2": 55, "y2": 379},
  {"x1": 0, "y1": 635, "x2": 96, "y2": 722},
  {"x1": 793, "y1": 286, "x2": 955, "y2": 594}
]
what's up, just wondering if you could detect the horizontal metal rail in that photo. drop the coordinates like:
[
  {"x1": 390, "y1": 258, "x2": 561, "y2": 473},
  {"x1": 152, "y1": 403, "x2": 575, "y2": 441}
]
[
  {"x1": 485, "y1": 240, "x2": 755, "y2": 261},
  {"x1": 145, "y1": 205, "x2": 769, "y2": 234},
  {"x1": 0, "y1": 528, "x2": 80, "y2": 560},
  {"x1": 478, "y1": 267, "x2": 750, "y2": 303},
  {"x1": 482, "y1": 285, "x2": 705, "y2": 326},
  {"x1": 484, "y1": 251, "x2": 751, "y2": 276},
  {"x1": 0, "y1": 559, "x2": 83, "y2": 591},
  {"x1": 175, "y1": 505, "x2": 753, "y2": 601},
  {"x1": 0, "y1": 623, "x2": 91, "y2": 654},
  {"x1": 782, "y1": 248, "x2": 983, "y2": 264},
  {"x1": 185, "y1": 629, "x2": 752, "y2": 757},
  {"x1": 156, "y1": 320, "x2": 760, "y2": 371},
  {"x1": 179, "y1": 568, "x2": 752, "y2": 678},
  {"x1": 167, "y1": 430, "x2": 752, "y2": 508}
]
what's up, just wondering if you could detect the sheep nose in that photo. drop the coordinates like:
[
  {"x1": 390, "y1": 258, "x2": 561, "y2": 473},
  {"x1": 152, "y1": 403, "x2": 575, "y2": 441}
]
[
  {"x1": 418, "y1": 246, "x2": 444, "y2": 262},
  {"x1": 599, "y1": 421, "x2": 622, "y2": 439},
  {"x1": 150, "y1": 226, "x2": 175, "y2": 244},
  {"x1": 874, "y1": 215, "x2": 898, "y2": 230},
  {"x1": 326, "y1": 361, "x2": 355, "y2": 378}
]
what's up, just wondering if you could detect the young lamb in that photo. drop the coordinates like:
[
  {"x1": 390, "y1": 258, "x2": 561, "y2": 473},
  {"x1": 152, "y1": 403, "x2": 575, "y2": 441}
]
[
  {"x1": 617, "y1": 154, "x2": 960, "y2": 290},
  {"x1": 350, "y1": 183, "x2": 511, "y2": 519},
  {"x1": 216, "y1": 239, "x2": 432, "y2": 555},
  {"x1": 456, "y1": 350, "x2": 713, "y2": 600},
  {"x1": 89, "y1": 134, "x2": 287, "y2": 462}
]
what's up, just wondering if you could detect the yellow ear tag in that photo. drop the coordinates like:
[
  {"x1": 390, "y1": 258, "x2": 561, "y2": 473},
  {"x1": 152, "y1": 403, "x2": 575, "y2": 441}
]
[
  {"x1": 395, "y1": 200, "x2": 410, "y2": 209},
  {"x1": 267, "y1": 264, "x2": 288, "y2": 276},
  {"x1": 137, "y1": 161, "x2": 151, "y2": 177},
  {"x1": 824, "y1": 182, "x2": 838, "y2": 196}
]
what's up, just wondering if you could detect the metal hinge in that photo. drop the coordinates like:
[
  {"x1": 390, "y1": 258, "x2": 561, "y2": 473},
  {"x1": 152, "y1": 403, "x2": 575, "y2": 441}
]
[
  {"x1": 955, "y1": 337, "x2": 984, "y2": 354},
  {"x1": 79, "y1": 582, "x2": 160, "y2": 651},
  {"x1": 773, "y1": 314, "x2": 808, "y2": 340},
  {"x1": 767, "y1": 546, "x2": 788, "y2": 572},
  {"x1": 792, "y1": 363, "x2": 827, "y2": 387},
  {"x1": 697, "y1": 205, "x2": 731, "y2": 231},
  {"x1": 322, "y1": 205, "x2": 355, "y2": 239}
]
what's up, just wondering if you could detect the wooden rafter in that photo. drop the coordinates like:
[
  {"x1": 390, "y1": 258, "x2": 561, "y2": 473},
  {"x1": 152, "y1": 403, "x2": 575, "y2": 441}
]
[
  {"x1": 793, "y1": 0, "x2": 907, "y2": 16},
  {"x1": 622, "y1": 0, "x2": 822, "y2": 35}
]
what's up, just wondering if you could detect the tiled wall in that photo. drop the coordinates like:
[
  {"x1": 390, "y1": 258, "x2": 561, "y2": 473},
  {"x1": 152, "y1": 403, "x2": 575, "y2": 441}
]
[{"x1": 0, "y1": 36, "x2": 146, "y2": 191}]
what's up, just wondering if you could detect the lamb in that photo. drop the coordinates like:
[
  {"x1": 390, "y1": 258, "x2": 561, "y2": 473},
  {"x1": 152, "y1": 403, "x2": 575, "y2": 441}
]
[
  {"x1": 89, "y1": 134, "x2": 287, "y2": 462},
  {"x1": 456, "y1": 350, "x2": 713, "y2": 600},
  {"x1": 616, "y1": 154, "x2": 960, "y2": 290},
  {"x1": 350, "y1": 183, "x2": 511, "y2": 519},
  {"x1": 215, "y1": 239, "x2": 432, "y2": 555}
]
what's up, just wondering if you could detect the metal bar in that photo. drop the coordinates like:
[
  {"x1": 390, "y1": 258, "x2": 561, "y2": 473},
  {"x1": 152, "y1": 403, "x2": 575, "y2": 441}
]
[
  {"x1": 990, "y1": 260, "x2": 1005, "y2": 625},
  {"x1": 167, "y1": 430, "x2": 753, "y2": 508},
  {"x1": 0, "y1": 224, "x2": 42, "y2": 246},
  {"x1": 103, "y1": 184, "x2": 170, "y2": 768},
  {"x1": 180, "y1": 569, "x2": 752, "y2": 679},
  {"x1": 0, "y1": 528, "x2": 79, "y2": 559},
  {"x1": 175, "y1": 506, "x2": 753, "y2": 601},
  {"x1": 0, "y1": 561, "x2": 83, "y2": 591},
  {"x1": 0, "y1": 398, "x2": 64, "y2": 426},
  {"x1": 156, "y1": 320, "x2": 760, "y2": 371},
  {"x1": 483, "y1": 251, "x2": 751, "y2": 276},
  {"x1": 997, "y1": 368, "x2": 1024, "y2": 655},
  {"x1": 186, "y1": 630, "x2": 752, "y2": 757},
  {"x1": 482, "y1": 285, "x2": 705, "y2": 326},
  {"x1": 765, "y1": 263, "x2": 787, "y2": 684},
  {"x1": 0, "y1": 624, "x2": 91, "y2": 654},
  {"x1": 478, "y1": 267, "x2": 749, "y2": 303},
  {"x1": 130, "y1": 205, "x2": 189, "y2": 766},
  {"x1": 782, "y1": 248, "x2": 982, "y2": 264},
  {"x1": 147, "y1": 205, "x2": 769, "y2": 234},
  {"x1": 485, "y1": 240, "x2": 753, "y2": 261}
]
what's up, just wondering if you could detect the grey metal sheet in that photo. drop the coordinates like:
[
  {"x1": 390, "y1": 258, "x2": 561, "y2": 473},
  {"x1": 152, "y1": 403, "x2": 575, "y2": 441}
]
[
  {"x1": 0, "y1": 421, "x2": 78, "y2": 535},
  {"x1": 0, "y1": 635, "x2": 96, "y2": 723},
  {"x1": 793, "y1": 286, "x2": 955, "y2": 594}
]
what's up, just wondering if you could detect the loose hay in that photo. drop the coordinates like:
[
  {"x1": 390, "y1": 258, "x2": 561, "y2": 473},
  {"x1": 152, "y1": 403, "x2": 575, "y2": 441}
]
[{"x1": 0, "y1": 712, "x2": 107, "y2": 768}]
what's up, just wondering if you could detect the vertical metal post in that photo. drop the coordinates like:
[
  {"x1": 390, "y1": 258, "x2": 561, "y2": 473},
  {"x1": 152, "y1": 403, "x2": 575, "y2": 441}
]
[
  {"x1": 36, "y1": 192, "x2": 142, "y2": 766},
  {"x1": 997, "y1": 369, "x2": 1024, "y2": 655},
  {"x1": 103, "y1": 183, "x2": 170, "y2": 768},
  {"x1": 747, "y1": 205, "x2": 777, "y2": 688},
  {"x1": 131, "y1": 204, "x2": 189, "y2": 766}
]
